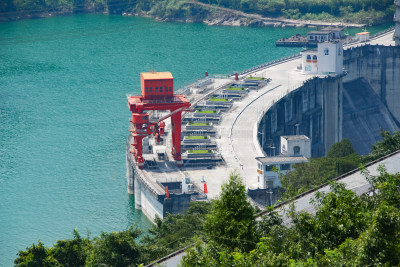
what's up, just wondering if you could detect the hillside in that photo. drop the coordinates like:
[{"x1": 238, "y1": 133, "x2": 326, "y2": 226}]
[{"x1": 0, "y1": 0, "x2": 395, "y2": 26}]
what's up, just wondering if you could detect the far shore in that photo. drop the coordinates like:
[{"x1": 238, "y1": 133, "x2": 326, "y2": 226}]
[{"x1": 0, "y1": 7, "x2": 366, "y2": 29}]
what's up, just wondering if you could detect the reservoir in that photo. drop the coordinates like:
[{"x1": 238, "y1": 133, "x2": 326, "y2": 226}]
[{"x1": 0, "y1": 14, "x2": 391, "y2": 265}]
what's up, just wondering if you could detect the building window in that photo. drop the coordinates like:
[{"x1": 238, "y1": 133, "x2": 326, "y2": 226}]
[
  {"x1": 169, "y1": 87, "x2": 172, "y2": 91},
  {"x1": 293, "y1": 146, "x2": 300, "y2": 155},
  {"x1": 156, "y1": 87, "x2": 158, "y2": 92},
  {"x1": 150, "y1": 87, "x2": 152, "y2": 92},
  {"x1": 265, "y1": 165, "x2": 275, "y2": 172},
  {"x1": 160, "y1": 87, "x2": 163, "y2": 92},
  {"x1": 310, "y1": 36, "x2": 314, "y2": 40},
  {"x1": 146, "y1": 87, "x2": 149, "y2": 92},
  {"x1": 280, "y1": 164, "x2": 291, "y2": 171},
  {"x1": 324, "y1": 48, "x2": 329, "y2": 55},
  {"x1": 306, "y1": 55, "x2": 311, "y2": 61},
  {"x1": 313, "y1": 55, "x2": 318, "y2": 61},
  {"x1": 165, "y1": 87, "x2": 168, "y2": 92},
  {"x1": 265, "y1": 180, "x2": 273, "y2": 188}
]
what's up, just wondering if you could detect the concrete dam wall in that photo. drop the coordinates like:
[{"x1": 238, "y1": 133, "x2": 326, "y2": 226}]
[
  {"x1": 259, "y1": 45, "x2": 400, "y2": 156},
  {"x1": 258, "y1": 76, "x2": 343, "y2": 157},
  {"x1": 343, "y1": 45, "x2": 400, "y2": 123}
]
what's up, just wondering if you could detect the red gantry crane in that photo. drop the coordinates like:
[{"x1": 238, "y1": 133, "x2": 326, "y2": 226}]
[{"x1": 127, "y1": 72, "x2": 191, "y2": 168}]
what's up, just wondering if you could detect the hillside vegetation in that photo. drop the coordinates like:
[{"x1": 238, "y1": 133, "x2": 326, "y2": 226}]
[{"x1": 0, "y1": 0, "x2": 395, "y2": 25}]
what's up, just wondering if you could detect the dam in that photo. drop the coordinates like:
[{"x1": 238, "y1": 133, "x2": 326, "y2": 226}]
[{"x1": 126, "y1": 30, "x2": 399, "y2": 221}]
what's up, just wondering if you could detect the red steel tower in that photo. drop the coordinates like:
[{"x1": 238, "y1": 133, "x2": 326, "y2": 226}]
[{"x1": 127, "y1": 72, "x2": 191, "y2": 167}]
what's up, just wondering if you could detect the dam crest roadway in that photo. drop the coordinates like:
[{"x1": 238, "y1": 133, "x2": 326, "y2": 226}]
[{"x1": 126, "y1": 30, "x2": 399, "y2": 221}]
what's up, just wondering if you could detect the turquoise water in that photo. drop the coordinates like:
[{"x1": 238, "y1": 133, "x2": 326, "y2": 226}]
[{"x1": 0, "y1": 14, "x2": 390, "y2": 265}]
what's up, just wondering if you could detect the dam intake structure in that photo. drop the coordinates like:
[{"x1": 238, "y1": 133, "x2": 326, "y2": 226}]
[
  {"x1": 127, "y1": 72, "x2": 191, "y2": 168},
  {"x1": 126, "y1": 31, "x2": 398, "y2": 222}
]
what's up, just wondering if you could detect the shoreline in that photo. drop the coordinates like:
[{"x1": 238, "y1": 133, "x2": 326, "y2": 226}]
[
  {"x1": 1, "y1": 3, "x2": 367, "y2": 28},
  {"x1": 127, "y1": 2, "x2": 366, "y2": 28}
]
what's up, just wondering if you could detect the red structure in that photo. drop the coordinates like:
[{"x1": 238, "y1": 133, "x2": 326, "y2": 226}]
[{"x1": 127, "y1": 71, "x2": 191, "y2": 167}]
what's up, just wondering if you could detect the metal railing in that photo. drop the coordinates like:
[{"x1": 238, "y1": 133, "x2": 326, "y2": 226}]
[{"x1": 236, "y1": 53, "x2": 301, "y2": 76}]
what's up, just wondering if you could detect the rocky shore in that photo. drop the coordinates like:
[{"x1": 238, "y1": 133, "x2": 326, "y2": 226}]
[
  {"x1": 126, "y1": 1, "x2": 365, "y2": 28},
  {"x1": 1, "y1": 0, "x2": 365, "y2": 28}
]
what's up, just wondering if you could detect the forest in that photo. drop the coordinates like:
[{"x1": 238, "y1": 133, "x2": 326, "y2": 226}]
[
  {"x1": 0, "y1": 0, "x2": 396, "y2": 25},
  {"x1": 14, "y1": 130, "x2": 400, "y2": 266}
]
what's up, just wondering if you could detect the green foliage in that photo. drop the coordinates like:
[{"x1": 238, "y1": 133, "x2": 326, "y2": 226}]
[
  {"x1": 327, "y1": 139, "x2": 356, "y2": 158},
  {"x1": 364, "y1": 130, "x2": 400, "y2": 162},
  {"x1": 281, "y1": 130, "x2": 400, "y2": 201},
  {"x1": 1, "y1": 0, "x2": 395, "y2": 25},
  {"x1": 280, "y1": 139, "x2": 363, "y2": 200},
  {"x1": 198, "y1": 0, "x2": 395, "y2": 24},
  {"x1": 49, "y1": 229, "x2": 89, "y2": 267},
  {"x1": 15, "y1": 202, "x2": 211, "y2": 266},
  {"x1": 140, "y1": 201, "x2": 211, "y2": 262},
  {"x1": 85, "y1": 227, "x2": 142, "y2": 267},
  {"x1": 15, "y1": 241, "x2": 60, "y2": 267},
  {"x1": 204, "y1": 172, "x2": 259, "y2": 252},
  {"x1": 182, "y1": 169, "x2": 400, "y2": 266}
]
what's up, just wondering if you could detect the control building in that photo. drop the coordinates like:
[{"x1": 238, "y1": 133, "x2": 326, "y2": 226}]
[
  {"x1": 256, "y1": 135, "x2": 311, "y2": 189},
  {"x1": 141, "y1": 72, "x2": 174, "y2": 97},
  {"x1": 301, "y1": 41, "x2": 344, "y2": 76}
]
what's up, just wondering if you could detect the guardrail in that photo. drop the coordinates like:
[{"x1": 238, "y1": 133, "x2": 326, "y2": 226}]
[
  {"x1": 369, "y1": 26, "x2": 395, "y2": 39},
  {"x1": 236, "y1": 53, "x2": 301, "y2": 76}
]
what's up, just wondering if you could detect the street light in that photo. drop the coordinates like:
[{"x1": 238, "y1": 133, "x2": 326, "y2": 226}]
[{"x1": 267, "y1": 188, "x2": 274, "y2": 206}]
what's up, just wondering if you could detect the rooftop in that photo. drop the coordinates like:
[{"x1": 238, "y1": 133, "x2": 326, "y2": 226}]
[
  {"x1": 301, "y1": 50, "x2": 317, "y2": 54},
  {"x1": 282, "y1": 135, "x2": 310, "y2": 141},
  {"x1": 141, "y1": 71, "x2": 173, "y2": 80},
  {"x1": 308, "y1": 31, "x2": 331, "y2": 35},
  {"x1": 356, "y1": 32, "x2": 370, "y2": 35},
  {"x1": 255, "y1": 156, "x2": 308, "y2": 164}
]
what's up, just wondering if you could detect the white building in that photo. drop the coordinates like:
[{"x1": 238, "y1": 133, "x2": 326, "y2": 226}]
[
  {"x1": 256, "y1": 135, "x2": 311, "y2": 189},
  {"x1": 307, "y1": 27, "x2": 345, "y2": 43},
  {"x1": 356, "y1": 32, "x2": 370, "y2": 42},
  {"x1": 322, "y1": 26, "x2": 345, "y2": 39},
  {"x1": 281, "y1": 135, "x2": 311, "y2": 157},
  {"x1": 301, "y1": 41, "x2": 343, "y2": 76},
  {"x1": 300, "y1": 50, "x2": 318, "y2": 74},
  {"x1": 308, "y1": 30, "x2": 332, "y2": 43}
]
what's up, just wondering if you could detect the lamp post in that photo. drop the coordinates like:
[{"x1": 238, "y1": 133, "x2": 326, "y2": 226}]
[{"x1": 267, "y1": 188, "x2": 273, "y2": 206}]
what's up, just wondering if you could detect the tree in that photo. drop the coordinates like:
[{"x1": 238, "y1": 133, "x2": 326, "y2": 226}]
[
  {"x1": 183, "y1": 168, "x2": 400, "y2": 266},
  {"x1": 365, "y1": 130, "x2": 400, "y2": 162},
  {"x1": 327, "y1": 139, "x2": 356, "y2": 158},
  {"x1": 280, "y1": 157, "x2": 338, "y2": 199},
  {"x1": 203, "y1": 172, "x2": 258, "y2": 252},
  {"x1": 50, "y1": 229, "x2": 89, "y2": 267},
  {"x1": 85, "y1": 227, "x2": 143, "y2": 267},
  {"x1": 14, "y1": 241, "x2": 58, "y2": 267},
  {"x1": 140, "y1": 201, "x2": 211, "y2": 263}
]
